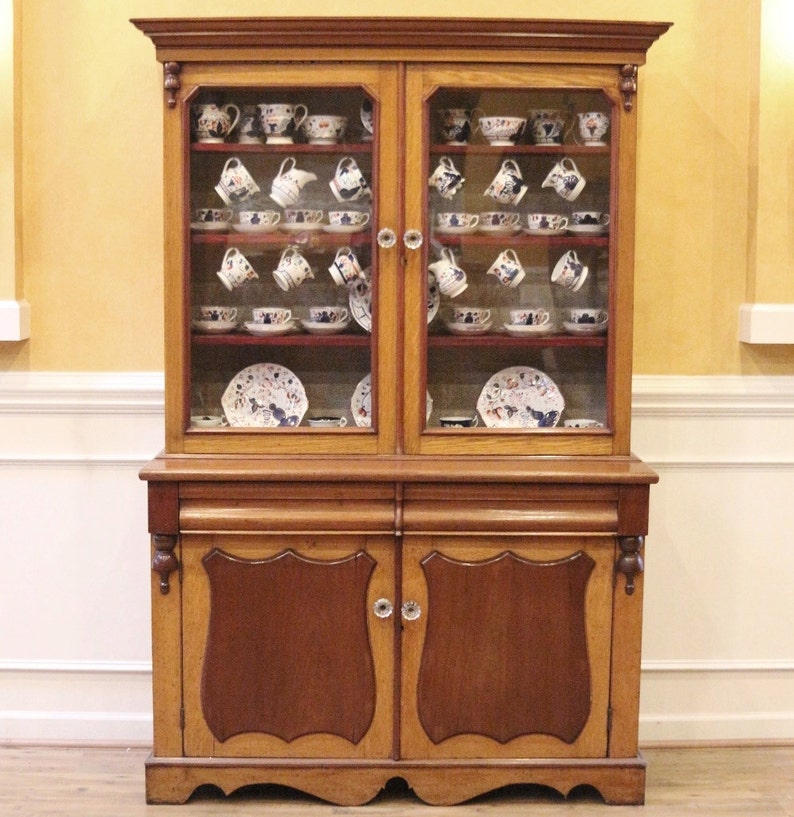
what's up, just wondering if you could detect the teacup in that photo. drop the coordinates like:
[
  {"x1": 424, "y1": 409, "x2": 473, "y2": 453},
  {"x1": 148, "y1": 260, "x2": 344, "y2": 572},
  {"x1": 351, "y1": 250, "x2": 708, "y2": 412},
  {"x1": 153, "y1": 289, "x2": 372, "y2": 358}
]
[
  {"x1": 436, "y1": 212, "x2": 480, "y2": 230},
  {"x1": 526, "y1": 213, "x2": 569, "y2": 232},
  {"x1": 428, "y1": 156, "x2": 465, "y2": 200},
  {"x1": 251, "y1": 306, "x2": 292, "y2": 325},
  {"x1": 437, "y1": 107, "x2": 483, "y2": 145},
  {"x1": 269, "y1": 157, "x2": 318, "y2": 208},
  {"x1": 439, "y1": 414, "x2": 479, "y2": 428},
  {"x1": 283, "y1": 208, "x2": 324, "y2": 226},
  {"x1": 216, "y1": 247, "x2": 259, "y2": 291},
  {"x1": 309, "y1": 305, "x2": 350, "y2": 324},
  {"x1": 576, "y1": 111, "x2": 610, "y2": 146},
  {"x1": 307, "y1": 415, "x2": 348, "y2": 428},
  {"x1": 428, "y1": 248, "x2": 468, "y2": 298},
  {"x1": 215, "y1": 157, "x2": 261, "y2": 205},
  {"x1": 329, "y1": 156, "x2": 371, "y2": 203},
  {"x1": 190, "y1": 103, "x2": 241, "y2": 143},
  {"x1": 300, "y1": 114, "x2": 348, "y2": 144},
  {"x1": 563, "y1": 418, "x2": 605, "y2": 428},
  {"x1": 541, "y1": 157, "x2": 586, "y2": 201},
  {"x1": 235, "y1": 105, "x2": 263, "y2": 144},
  {"x1": 328, "y1": 246, "x2": 365, "y2": 286},
  {"x1": 571, "y1": 211, "x2": 610, "y2": 227},
  {"x1": 509, "y1": 308, "x2": 550, "y2": 326},
  {"x1": 272, "y1": 246, "x2": 314, "y2": 291},
  {"x1": 238, "y1": 209, "x2": 281, "y2": 228},
  {"x1": 528, "y1": 109, "x2": 565, "y2": 145},
  {"x1": 198, "y1": 305, "x2": 238, "y2": 322},
  {"x1": 193, "y1": 207, "x2": 232, "y2": 225},
  {"x1": 484, "y1": 159, "x2": 527, "y2": 205},
  {"x1": 567, "y1": 308, "x2": 608, "y2": 325},
  {"x1": 257, "y1": 102, "x2": 308, "y2": 144},
  {"x1": 486, "y1": 248, "x2": 525, "y2": 288},
  {"x1": 327, "y1": 210, "x2": 370, "y2": 228},
  {"x1": 448, "y1": 306, "x2": 491, "y2": 325},
  {"x1": 479, "y1": 211, "x2": 520, "y2": 229},
  {"x1": 476, "y1": 115, "x2": 527, "y2": 146},
  {"x1": 551, "y1": 250, "x2": 589, "y2": 291}
]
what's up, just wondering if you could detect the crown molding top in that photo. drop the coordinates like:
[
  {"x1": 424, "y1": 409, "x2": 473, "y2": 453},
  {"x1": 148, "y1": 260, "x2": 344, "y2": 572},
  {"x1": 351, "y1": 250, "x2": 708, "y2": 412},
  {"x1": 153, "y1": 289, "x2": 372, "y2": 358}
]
[{"x1": 131, "y1": 17, "x2": 672, "y2": 63}]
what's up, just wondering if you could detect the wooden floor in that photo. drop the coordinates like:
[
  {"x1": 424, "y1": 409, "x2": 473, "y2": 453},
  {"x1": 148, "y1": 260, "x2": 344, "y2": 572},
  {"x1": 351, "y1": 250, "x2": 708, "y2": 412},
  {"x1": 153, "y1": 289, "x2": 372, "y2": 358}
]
[{"x1": 0, "y1": 745, "x2": 792, "y2": 815}]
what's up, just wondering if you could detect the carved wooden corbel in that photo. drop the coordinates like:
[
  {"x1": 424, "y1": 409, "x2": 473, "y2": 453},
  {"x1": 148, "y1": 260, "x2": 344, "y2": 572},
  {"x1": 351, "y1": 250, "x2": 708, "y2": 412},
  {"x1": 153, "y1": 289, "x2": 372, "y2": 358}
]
[
  {"x1": 163, "y1": 62, "x2": 182, "y2": 108},
  {"x1": 619, "y1": 64, "x2": 638, "y2": 112},
  {"x1": 152, "y1": 534, "x2": 179, "y2": 594},
  {"x1": 616, "y1": 535, "x2": 644, "y2": 595}
]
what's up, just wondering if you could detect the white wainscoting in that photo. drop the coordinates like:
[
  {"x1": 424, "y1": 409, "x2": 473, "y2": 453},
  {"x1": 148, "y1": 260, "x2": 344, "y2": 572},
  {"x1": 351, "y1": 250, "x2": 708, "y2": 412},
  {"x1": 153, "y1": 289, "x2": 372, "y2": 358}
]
[{"x1": 0, "y1": 372, "x2": 792, "y2": 745}]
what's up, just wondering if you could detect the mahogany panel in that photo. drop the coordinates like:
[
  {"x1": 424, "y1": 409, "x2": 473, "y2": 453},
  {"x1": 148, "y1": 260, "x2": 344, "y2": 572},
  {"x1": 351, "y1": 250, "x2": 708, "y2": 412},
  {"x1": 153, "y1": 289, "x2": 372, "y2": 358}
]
[
  {"x1": 417, "y1": 550, "x2": 595, "y2": 745},
  {"x1": 201, "y1": 548, "x2": 376, "y2": 745}
]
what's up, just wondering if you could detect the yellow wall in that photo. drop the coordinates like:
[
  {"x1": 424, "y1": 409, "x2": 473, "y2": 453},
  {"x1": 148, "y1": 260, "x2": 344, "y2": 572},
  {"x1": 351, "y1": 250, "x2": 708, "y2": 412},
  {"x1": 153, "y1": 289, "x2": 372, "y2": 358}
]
[{"x1": 1, "y1": 0, "x2": 792, "y2": 374}]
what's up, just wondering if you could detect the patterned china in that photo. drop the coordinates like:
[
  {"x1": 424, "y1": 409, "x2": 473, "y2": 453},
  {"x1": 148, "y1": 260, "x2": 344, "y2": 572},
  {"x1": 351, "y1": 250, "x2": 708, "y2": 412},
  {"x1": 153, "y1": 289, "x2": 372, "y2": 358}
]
[
  {"x1": 221, "y1": 363, "x2": 308, "y2": 427},
  {"x1": 477, "y1": 366, "x2": 564, "y2": 428}
]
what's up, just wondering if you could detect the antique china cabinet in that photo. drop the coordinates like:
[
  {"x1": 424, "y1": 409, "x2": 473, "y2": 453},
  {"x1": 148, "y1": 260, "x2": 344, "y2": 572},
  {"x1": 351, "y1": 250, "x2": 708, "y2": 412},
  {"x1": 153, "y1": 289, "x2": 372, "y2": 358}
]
[{"x1": 134, "y1": 17, "x2": 669, "y2": 806}]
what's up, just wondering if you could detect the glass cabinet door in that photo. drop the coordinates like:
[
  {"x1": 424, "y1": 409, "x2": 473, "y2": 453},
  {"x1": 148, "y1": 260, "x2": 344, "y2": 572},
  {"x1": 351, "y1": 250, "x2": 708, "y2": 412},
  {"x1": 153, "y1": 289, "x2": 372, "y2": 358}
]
[
  {"x1": 169, "y1": 64, "x2": 399, "y2": 455},
  {"x1": 404, "y1": 65, "x2": 631, "y2": 456}
]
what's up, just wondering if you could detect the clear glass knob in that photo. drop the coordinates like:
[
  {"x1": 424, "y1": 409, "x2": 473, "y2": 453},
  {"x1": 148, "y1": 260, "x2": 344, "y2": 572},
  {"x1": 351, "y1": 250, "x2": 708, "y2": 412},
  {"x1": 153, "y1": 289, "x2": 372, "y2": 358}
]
[
  {"x1": 377, "y1": 228, "x2": 397, "y2": 248},
  {"x1": 401, "y1": 600, "x2": 422, "y2": 621},
  {"x1": 373, "y1": 598, "x2": 394, "y2": 619},
  {"x1": 403, "y1": 229, "x2": 423, "y2": 250}
]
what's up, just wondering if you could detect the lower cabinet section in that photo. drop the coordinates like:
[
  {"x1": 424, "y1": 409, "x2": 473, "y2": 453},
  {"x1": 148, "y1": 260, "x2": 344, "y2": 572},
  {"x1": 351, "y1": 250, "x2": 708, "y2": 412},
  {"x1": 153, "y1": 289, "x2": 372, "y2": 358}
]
[{"x1": 142, "y1": 458, "x2": 656, "y2": 806}]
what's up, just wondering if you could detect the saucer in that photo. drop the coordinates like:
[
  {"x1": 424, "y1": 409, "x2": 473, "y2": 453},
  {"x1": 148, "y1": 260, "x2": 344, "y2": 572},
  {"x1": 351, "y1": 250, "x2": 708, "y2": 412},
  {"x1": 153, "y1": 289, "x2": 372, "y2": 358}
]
[
  {"x1": 243, "y1": 320, "x2": 298, "y2": 336},
  {"x1": 502, "y1": 322, "x2": 556, "y2": 336},
  {"x1": 191, "y1": 319, "x2": 237, "y2": 334},
  {"x1": 435, "y1": 225, "x2": 479, "y2": 236},
  {"x1": 281, "y1": 222, "x2": 324, "y2": 233},
  {"x1": 190, "y1": 221, "x2": 231, "y2": 232},
  {"x1": 322, "y1": 224, "x2": 368, "y2": 234},
  {"x1": 523, "y1": 227, "x2": 567, "y2": 236},
  {"x1": 444, "y1": 320, "x2": 493, "y2": 335},
  {"x1": 478, "y1": 224, "x2": 521, "y2": 235},
  {"x1": 232, "y1": 223, "x2": 280, "y2": 234},
  {"x1": 300, "y1": 319, "x2": 351, "y2": 335},
  {"x1": 567, "y1": 224, "x2": 608, "y2": 235},
  {"x1": 562, "y1": 320, "x2": 608, "y2": 336}
]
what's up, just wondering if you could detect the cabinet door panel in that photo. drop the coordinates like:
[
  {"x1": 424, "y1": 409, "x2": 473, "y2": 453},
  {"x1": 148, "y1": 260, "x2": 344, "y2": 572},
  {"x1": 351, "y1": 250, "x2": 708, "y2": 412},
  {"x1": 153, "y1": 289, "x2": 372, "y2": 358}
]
[
  {"x1": 183, "y1": 533, "x2": 394, "y2": 758},
  {"x1": 401, "y1": 535, "x2": 613, "y2": 759}
]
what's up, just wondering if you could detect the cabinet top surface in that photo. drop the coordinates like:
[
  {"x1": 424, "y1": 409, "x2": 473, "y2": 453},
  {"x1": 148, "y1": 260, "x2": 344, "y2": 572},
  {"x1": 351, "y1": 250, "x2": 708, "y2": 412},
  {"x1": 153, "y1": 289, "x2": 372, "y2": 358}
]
[
  {"x1": 131, "y1": 17, "x2": 671, "y2": 59},
  {"x1": 139, "y1": 454, "x2": 658, "y2": 485}
]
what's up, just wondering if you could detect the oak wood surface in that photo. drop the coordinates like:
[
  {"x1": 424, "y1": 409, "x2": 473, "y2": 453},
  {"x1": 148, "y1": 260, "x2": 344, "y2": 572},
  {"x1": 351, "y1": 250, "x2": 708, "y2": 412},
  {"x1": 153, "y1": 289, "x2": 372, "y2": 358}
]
[{"x1": 2, "y1": 745, "x2": 791, "y2": 814}]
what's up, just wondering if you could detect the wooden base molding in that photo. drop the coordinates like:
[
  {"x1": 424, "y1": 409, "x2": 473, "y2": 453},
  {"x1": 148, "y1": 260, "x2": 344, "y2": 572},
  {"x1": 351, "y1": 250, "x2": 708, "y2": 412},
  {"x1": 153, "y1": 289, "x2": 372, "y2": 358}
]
[{"x1": 145, "y1": 755, "x2": 646, "y2": 806}]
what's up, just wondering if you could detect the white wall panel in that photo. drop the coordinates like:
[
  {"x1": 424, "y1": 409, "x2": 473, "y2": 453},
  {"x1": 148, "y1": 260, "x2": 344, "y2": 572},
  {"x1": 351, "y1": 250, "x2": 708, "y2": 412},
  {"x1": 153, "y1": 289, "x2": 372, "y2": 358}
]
[{"x1": 0, "y1": 372, "x2": 792, "y2": 744}]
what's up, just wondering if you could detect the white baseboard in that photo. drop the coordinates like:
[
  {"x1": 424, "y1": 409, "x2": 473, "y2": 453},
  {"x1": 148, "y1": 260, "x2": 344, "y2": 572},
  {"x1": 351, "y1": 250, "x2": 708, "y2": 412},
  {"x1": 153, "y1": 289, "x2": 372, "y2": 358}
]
[{"x1": 0, "y1": 372, "x2": 792, "y2": 744}]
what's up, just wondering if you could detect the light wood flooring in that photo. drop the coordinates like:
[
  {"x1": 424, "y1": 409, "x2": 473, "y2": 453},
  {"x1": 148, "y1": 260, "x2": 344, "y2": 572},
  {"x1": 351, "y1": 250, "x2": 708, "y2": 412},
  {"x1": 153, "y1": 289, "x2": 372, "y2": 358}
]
[{"x1": 0, "y1": 745, "x2": 792, "y2": 815}]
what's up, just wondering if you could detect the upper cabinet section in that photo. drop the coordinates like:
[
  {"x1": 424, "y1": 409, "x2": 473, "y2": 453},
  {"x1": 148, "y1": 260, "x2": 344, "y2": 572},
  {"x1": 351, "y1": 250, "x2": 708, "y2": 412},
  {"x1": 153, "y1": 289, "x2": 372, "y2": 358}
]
[{"x1": 133, "y1": 17, "x2": 670, "y2": 457}]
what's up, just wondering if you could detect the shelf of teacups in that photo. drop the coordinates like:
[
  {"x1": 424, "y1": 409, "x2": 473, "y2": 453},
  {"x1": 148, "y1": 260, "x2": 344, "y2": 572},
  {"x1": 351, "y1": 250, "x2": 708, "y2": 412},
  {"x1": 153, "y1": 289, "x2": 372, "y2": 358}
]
[
  {"x1": 429, "y1": 144, "x2": 610, "y2": 156},
  {"x1": 427, "y1": 333, "x2": 606, "y2": 348},
  {"x1": 433, "y1": 234, "x2": 609, "y2": 249},
  {"x1": 190, "y1": 141, "x2": 373, "y2": 155},
  {"x1": 189, "y1": 231, "x2": 372, "y2": 248},
  {"x1": 190, "y1": 333, "x2": 369, "y2": 347}
]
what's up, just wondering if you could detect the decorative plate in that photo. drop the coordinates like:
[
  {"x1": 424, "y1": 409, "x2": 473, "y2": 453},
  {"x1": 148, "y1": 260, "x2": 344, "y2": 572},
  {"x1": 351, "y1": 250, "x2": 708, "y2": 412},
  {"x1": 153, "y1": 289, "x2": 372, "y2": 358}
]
[
  {"x1": 351, "y1": 373, "x2": 373, "y2": 427},
  {"x1": 221, "y1": 363, "x2": 308, "y2": 427},
  {"x1": 351, "y1": 374, "x2": 432, "y2": 428},
  {"x1": 427, "y1": 276, "x2": 441, "y2": 324},
  {"x1": 476, "y1": 366, "x2": 564, "y2": 428},
  {"x1": 191, "y1": 319, "x2": 237, "y2": 334}
]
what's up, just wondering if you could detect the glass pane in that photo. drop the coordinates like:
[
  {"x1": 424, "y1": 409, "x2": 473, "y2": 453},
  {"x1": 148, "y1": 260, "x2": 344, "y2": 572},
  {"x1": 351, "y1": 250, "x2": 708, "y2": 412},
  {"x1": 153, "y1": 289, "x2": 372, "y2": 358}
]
[
  {"x1": 187, "y1": 86, "x2": 376, "y2": 431},
  {"x1": 425, "y1": 87, "x2": 613, "y2": 433}
]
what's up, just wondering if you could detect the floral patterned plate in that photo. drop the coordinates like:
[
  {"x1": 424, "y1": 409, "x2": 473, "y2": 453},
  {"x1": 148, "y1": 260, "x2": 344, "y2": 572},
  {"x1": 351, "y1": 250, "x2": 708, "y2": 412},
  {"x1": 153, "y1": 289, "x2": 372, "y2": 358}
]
[
  {"x1": 476, "y1": 366, "x2": 564, "y2": 428},
  {"x1": 221, "y1": 363, "x2": 308, "y2": 427}
]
